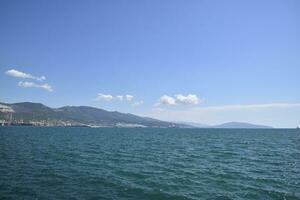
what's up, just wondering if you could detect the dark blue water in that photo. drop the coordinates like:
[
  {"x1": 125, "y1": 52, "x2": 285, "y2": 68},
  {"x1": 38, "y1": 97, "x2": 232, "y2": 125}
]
[{"x1": 0, "y1": 127, "x2": 299, "y2": 200}]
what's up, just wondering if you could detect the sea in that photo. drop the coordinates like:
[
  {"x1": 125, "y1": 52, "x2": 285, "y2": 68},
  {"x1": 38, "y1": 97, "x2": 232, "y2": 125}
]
[{"x1": 0, "y1": 127, "x2": 299, "y2": 200}]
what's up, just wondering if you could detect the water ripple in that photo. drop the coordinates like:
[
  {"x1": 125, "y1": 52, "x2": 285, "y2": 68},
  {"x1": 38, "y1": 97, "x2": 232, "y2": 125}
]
[{"x1": 0, "y1": 127, "x2": 299, "y2": 199}]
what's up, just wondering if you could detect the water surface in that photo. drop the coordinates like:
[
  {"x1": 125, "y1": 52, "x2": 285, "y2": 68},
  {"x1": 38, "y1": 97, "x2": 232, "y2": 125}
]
[{"x1": 0, "y1": 127, "x2": 299, "y2": 199}]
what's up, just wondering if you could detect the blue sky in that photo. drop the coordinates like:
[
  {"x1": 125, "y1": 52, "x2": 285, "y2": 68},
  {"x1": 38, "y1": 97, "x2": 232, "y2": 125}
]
[{"x1": 1, "y1": 0, "x2": 300, "y2": 127}]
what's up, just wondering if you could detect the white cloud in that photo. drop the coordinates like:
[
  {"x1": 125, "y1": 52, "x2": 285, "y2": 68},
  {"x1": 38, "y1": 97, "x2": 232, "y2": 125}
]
[
  {"x1": 158, "y1": 95, "x2": 176, "y2": 105},
  {"x1": 132, "y1": 101, "x2": 144, "y2": 106},
  {"x1": 6, "y1": 69, "x2": 46, "y2": 81},
  {"x1": 175, "y1": 94, "x2": 201, "y2": 105},
  {"x1": 95, "y1": 93, "x2": 114, "y2": 101},
  {"x1": 125, "y1": 95, "x2": 134, "y2": 101},
  {"x1": 18, "y1": 81, "x2": 53, "y2": 92},
  {"x1": 116, "y1": 95, "x2": 123, "y2": 101},
  {"x1": 38, "y1": 76, "x2": 46, "y2": 81},
  {"x1": 156, "y1": 94, "x2": 202, "y2": 106},
  {"x1": 95, "y1": 93, "x2": 138, "y2": 103}
]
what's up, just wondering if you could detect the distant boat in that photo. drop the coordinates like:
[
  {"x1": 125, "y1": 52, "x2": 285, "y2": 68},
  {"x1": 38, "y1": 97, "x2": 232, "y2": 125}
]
[{"x1": 297, "y1": 126, "x2": 299, "y2": 130}]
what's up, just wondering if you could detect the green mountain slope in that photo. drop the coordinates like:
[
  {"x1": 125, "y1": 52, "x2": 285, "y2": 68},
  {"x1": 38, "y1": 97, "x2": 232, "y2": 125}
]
[{"x1": 0, "y1": 102, "x2": 182, "y2": 127}]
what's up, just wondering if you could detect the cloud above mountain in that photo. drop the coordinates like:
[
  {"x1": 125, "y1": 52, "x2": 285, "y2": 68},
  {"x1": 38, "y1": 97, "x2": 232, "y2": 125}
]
[
  {"x1": 156, "y1": 94, "x2": 202, "y2": 106},
  {"x1": 95, "y1": 93, "x2": 145, "y2": 107},
  {"x1": 116, "y1": 95, "x2": 124, "y2": 101},
  {"x1": 5, "y1": 69, "x2": 46, "y2": 81},
  {"x1": 132, "y1": 100, "x2": 144, "y2": 106},
  {"x1": 175, "y1": 94, "x2": 201, "y2": 105},
  {"x1": 96, "y1": 93, "x2": 134, "y2": 101},
  {"x1": 5, "y1": 69, "x2": 53, "y2": 92},
  {"x1": 95, "y1": 93, "x2": 114, "y2": 101},
  {"x1": 95, "y1": 93, "x2": 144, "y2": 105},
  {"x1": 158, "y1": 95, "x2": 176, "y2": 105},
  {"x1": 18, "y1": 81, "x2": 53, "y2": 92},
  {"x1": 125, "y1": 95, "x2": 134, "y2": 101}
]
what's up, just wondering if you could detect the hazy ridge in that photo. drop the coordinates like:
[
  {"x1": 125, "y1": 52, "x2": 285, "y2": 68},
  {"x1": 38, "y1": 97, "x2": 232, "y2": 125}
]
[
  {"x1": 0, "y1": 102, "x2": 184, "y2": 128},
  {"x1": 1, "y1": 102, "x2": 272, "y2": 128}
]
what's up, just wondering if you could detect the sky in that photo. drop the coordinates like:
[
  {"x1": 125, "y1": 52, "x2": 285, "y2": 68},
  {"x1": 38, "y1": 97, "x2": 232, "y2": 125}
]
[{"x1": 1, "y1": 0, "x2": 300, "y2": 128}]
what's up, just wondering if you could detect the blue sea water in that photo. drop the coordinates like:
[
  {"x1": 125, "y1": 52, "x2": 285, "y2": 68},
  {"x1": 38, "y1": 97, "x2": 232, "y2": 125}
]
[{"x1": 0, "y1": 127, "x2": 299, "y2": 200}]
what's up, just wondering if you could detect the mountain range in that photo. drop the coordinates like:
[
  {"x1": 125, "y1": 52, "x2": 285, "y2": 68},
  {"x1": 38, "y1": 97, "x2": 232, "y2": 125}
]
[
  {"x1": 213, "y1": 122, "x2": 272, "y2": 129},
  {"x1": 0, "y1": 102, "x2": 184, "y2": 128},
  {"x1": 174, "y1": 121, "x2": 272, "y2": 129},
  {"x1": 0, "y1": 102, "x2": 272, "y2": 128}
]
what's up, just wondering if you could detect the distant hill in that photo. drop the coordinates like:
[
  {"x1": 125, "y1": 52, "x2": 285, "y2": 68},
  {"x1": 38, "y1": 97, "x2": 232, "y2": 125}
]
[
  {"x1": 174, "y1": 121, "x2": 272, "y2": 129},
  {"x1": 213, "y1": 122, "x2": 272, "y2": 129},
  {"x1": 0, "y1": 102, "x2": 185, "y2": 128}
]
